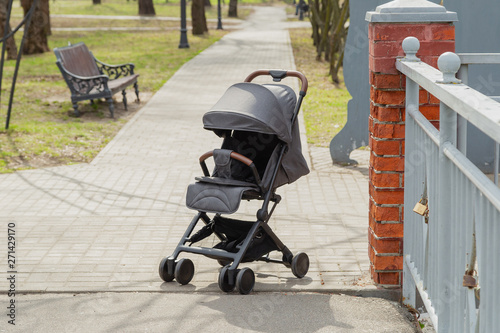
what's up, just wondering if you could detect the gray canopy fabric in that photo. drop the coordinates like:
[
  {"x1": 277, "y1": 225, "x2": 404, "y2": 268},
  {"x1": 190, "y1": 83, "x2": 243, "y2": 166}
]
[{"x1": 203, "y1": 82, "x2": 309, "y2": 188}]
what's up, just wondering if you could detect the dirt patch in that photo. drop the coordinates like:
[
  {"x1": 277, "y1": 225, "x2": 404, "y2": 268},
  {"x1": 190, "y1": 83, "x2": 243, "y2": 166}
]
[
  {"x1": 3, "y1": 91, "x2": 152, "y2": 171},
  {"x1": 60, "y1": 91, "x2": 152, "y2": 122}
]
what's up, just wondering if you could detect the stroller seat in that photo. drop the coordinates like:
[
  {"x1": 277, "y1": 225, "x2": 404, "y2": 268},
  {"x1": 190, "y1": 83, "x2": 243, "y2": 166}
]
[{"x1": 186, "y1": 176, "x2": 258, "y2": 214}]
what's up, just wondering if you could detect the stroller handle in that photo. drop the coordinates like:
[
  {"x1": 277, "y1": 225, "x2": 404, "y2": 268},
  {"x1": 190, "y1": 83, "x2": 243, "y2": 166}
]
[{"x1": 244, "y1": 70, "x2": 308, "y2": 95}]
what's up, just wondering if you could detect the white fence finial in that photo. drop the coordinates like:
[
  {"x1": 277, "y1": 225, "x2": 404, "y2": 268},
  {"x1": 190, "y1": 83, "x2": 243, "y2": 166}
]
[
  {"x1": 437, "y1": 52, "x2": 461, "y2": 84},
  {"x1": 402, "y1": 37, "x2": 421, "y2": 62}
]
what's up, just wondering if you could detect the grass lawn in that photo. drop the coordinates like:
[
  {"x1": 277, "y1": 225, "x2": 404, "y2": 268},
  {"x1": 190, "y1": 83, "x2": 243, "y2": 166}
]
[
  {"x1": 10, "y1": 0, "x2": 253, "y2": 21},
  {"x1": 289, "y1": 27, "x2": 351, "y2": 147},
  {"x1": 0, "y1": 29, "x2": 226, "y2": 173}
]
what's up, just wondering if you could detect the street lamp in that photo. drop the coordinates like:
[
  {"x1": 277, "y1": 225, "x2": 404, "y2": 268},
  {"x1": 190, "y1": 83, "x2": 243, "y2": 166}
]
[
  {"x1": 179, "y1": 0, "x2": 189, "y2": 49},
  {"x1": 217, "y1": 0, "x2": 223, "y2": 30}
]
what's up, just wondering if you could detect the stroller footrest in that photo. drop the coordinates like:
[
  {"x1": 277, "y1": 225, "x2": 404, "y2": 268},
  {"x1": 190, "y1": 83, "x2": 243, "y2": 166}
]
[
  {"x1": 178, "y1": 245, "x2": 239, "y2": 260},
  {"x1": 186, "y1": 182, "x2": 255, "y2": 214}
]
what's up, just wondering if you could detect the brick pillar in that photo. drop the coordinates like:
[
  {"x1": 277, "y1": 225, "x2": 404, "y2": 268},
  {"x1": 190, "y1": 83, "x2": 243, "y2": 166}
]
[{"x1": 365, "y1": 1, "x2": 457, "y2": 286}]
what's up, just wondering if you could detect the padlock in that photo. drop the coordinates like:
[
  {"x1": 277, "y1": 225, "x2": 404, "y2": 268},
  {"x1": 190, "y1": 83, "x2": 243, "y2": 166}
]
[
  {"x1": 463, "y1": 274, "x2": 478, "y2": 289},
  {"x1": 413, "y1": 199, "x2": 428, "y2": 216}
]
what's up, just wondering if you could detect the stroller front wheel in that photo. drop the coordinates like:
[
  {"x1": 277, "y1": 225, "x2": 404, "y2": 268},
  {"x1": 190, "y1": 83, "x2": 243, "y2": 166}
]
[
  {"x1": 158, "y1": 257, "x2": 174, "y2": 282},
  {"x1": 291, "y1": 252, "x2": 309, "y2": 278},
  {"x1": 236, "y1": 267, "x2": 255, "y2": 295},
  {"x1": 218, "y1": 265, "x2": 235, "y2": 292},
  {"x1": 174, "y1": 258, "x2": 195, "y2": 285}
]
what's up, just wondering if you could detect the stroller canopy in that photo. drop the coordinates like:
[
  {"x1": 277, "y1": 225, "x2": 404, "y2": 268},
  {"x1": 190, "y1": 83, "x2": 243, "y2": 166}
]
[{"x1": 203, "y1": 82, "x2": 309, "y2": 187}]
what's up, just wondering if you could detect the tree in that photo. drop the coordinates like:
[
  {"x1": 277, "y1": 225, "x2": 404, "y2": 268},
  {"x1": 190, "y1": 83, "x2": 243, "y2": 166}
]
[
  {"x1": 228, "y1": 0, "x2": 237, "y2": 17},
  {"x1": 20, "y1": 0, "x2": 51, "y2": 55},
  {"x1": 0, "y1": 0, "x2": 17, "y2": 60},
  {"x1": 308, "y1": 0, "x2": 349, "y2": 83},
  {"x1": 191, "y1": 0, "x2": 208, "y2": 35},
  {"x1": 139, "y1": 0, "x2": 156, "y2": 15},
  {"x1": 93, "y1": 0, "x2": 101, "y2": 5}
]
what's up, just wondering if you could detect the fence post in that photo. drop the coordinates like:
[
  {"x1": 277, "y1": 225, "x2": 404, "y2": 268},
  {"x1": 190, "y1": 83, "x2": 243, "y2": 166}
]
[
  {"x1": 366, "y1": 0, "x2": 457, "y2": 286},
  {"x1": 401, "y1": 37, "x2": 420, "y2": 308},
  {"x1": 436, "y1": 52, "x2": 460, "y2": 331}
]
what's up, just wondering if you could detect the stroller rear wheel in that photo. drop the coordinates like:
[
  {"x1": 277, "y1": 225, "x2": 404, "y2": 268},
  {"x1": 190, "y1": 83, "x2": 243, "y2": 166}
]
[
  {"x1": 174, "y1": 258, "x2": 195, "y2": 285},
  {"x1": 236, "y1": 267, "x2": 255, "y2": 295},
  {"x1": 218, "y1": 265, "x2": 235, "y2": 292},
  {"x1": 158, "y1": 257, "x2": 174, "y2": 282},
  {"x1": 291, "y1": 252, "x2": 309, "y2": 278}
]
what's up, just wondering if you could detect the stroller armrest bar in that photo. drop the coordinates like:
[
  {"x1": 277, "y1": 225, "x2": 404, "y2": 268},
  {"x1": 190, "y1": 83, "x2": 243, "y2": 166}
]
[
  {"x1": 244, "y1": 69, "x2": 308, "y2": 95},
  {"x1": 198, "y1": 150, "x2": 264, "y2": 190},
  {"x1": 199, "y1": 150, "x2": 252, "y2": 166}
]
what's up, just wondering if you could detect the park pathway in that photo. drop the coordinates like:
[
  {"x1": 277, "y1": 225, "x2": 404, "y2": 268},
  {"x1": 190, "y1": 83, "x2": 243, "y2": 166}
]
[{"x1": 1, "y1": 6, "x2": 372, "y2": 295}]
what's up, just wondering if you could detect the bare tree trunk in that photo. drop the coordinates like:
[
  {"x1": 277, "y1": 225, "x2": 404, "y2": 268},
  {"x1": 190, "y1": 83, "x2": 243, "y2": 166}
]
[
  {"x1": 20, "y1": 0, "x2": 50, "y2": 55},
  {"x1": 93, "y1": 0, "x2": 101, "y2": 4},
  {"x1": 192, "y1": 0, "x2": 208, "y2": 35},
  {"x1": 204, "y1": 0, "x2": 211, "y2": 7},
  {"x1": 138, "y1": 0, "x2": 156, "y2": 15},
  {"x1": 328, "y1": 0, "x2": 349, "y2": 83},
  {"x1": 228, "y1": 0, "x2": 237, "y2": 17},
  {"x1": 0, "y1": 0, "x2": 17, "y2": 59}
]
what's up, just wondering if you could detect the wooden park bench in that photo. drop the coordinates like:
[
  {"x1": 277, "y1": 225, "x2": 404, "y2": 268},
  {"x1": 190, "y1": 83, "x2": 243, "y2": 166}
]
[{"x1": 54, "y1": 42, "x2": 139, "y2": 118}]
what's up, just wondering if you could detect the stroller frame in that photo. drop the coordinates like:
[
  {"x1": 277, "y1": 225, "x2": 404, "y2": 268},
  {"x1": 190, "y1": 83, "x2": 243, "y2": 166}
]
[{"x1": 159, "y1": 70, "x2": 310, "y2": 294}]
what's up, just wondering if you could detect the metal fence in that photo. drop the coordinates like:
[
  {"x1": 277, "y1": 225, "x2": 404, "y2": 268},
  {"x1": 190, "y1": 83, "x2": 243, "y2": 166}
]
[{"x1": 397, "y1": 37, "x2": 500, "y2": 333}]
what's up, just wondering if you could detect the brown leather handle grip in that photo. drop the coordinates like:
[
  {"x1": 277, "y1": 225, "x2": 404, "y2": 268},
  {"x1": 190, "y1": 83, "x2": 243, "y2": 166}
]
[
  {"x1": 244, "y1": 69, "x2": 308, "y2": 94},
  {"x1": 199, "y1": 150, "x2": 253, "y2": 166}
]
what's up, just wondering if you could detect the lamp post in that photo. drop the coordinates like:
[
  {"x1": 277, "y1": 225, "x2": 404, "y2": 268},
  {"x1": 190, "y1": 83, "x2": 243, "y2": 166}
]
[
  {"x1": 217, "y1": 0, "x2": 223, "y2": 30},
  {"x1": 179, "y1": 0, "x2": 189, "y2": 49}
]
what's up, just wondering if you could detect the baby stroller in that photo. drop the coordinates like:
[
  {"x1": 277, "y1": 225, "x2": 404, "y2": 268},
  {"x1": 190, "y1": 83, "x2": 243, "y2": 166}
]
[{"x1": 159, "y1": 70, "x2": 310, "y2": 294}]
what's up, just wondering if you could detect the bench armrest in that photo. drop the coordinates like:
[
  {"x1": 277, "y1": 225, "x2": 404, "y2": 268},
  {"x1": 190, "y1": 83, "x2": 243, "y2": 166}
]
[
  {"x1": 56, "y1": 60, "x2": 110, "y2": 96},
  {"x1": 94, "y1": 57, "x2": 135, "y2": 79}
]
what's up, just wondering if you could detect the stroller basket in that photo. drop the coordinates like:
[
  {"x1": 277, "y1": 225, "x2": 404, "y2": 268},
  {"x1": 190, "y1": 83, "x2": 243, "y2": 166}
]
[
  {"x1": 187, "y1": 215, "x2": 280, "y2": 263},
  {"x1": 158, "y1": 70, "x2": 311, "y2": 294}
]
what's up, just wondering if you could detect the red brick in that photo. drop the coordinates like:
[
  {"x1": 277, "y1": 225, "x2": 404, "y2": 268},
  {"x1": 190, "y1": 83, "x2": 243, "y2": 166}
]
[
  {"x1": 369, "y1": 228, "x2": 403, "y2": 254},
  {"x1": 417, "y1": 41, "x2": 455, "y2": 56},
  {"x1": 429, "y1": 93, "x2": 440, "y2": 104},
  {"x1": 419, "y1": 89, "x2": 429, "y2": 104},
  {"x1": 369, "y1": 55, "x2": 399, "y2": 74},
  {"x1": 371, "y1": 155, "x2": 405, "y2": 172},
  {"x1": 370, "y1": 137, "x2": 401, "y2": 155},
  {"x1": 429, "y1": 24, "x2": 455, "y2": 40},
  {"x1": 371, "y1": 88, "x2": 406, "y2": 106},
  {"x1": 370, "y1": 104, "x2": 403, "y2": 122},
  {"x1": 370, "y1": 266, "x2": 401, "y2": 285},
  {"x1": 370, "y1": 41, "x2": 406, "y2": 58},
  {"x1": 370, "y1": 72, "x2": 402, "y2": 89},
  {"x1": 374, "y1": 255, "x2": 403, "y2": 271},
  {"x1": 376, "y1": 271, "x2": 401, "y2": 285},
  {"x1": 431, "y1": 120, "x2": 440, "y2": 130},
  {"x1": 368, "y1": 246, "x2": 403, "y2": 270},
  {"x1": 370, "y1": 202, "x2": 400, "y2": 221},
  {"x1": 370, "y1": 186, "x2": 405, "y2": 205},
  {"x1": 419, "y1": 105, "x2": 440, "y2": 120},
  {"x1": 369, "y1": 218, "x2": 405, "y2": 238},
  {"x1": 370, "y1": 168, "x2": 401, "y2": 188},
  {"x1": 371, "y1": 23, "x2": 426, "y2": 42},
  {"x1": 421, "y1": 55, "x2": 439, "y2": 69},
  {"x1": 372, "y1": 122, "x2": 405, "y2": 139},
  {"x1": 401, "y1": 140, "x2": 405, "y2": 155}
]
